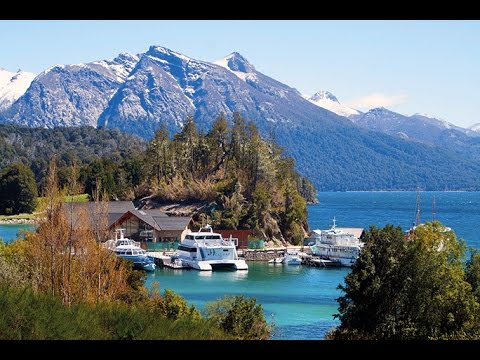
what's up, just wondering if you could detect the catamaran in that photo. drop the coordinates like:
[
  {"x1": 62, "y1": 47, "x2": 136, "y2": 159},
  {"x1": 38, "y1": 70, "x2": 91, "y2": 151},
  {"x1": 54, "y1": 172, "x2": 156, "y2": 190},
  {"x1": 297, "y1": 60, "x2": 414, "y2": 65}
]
[{"x1": 172, "y1": 225, "x2": 248, "y2": 271}]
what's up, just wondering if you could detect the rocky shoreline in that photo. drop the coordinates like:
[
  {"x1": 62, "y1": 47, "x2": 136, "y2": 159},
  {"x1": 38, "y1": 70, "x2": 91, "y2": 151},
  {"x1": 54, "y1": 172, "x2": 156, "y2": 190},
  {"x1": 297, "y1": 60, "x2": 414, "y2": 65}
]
[{"x1": 0, "y1": 218, "x2": 37, "y2": 225}]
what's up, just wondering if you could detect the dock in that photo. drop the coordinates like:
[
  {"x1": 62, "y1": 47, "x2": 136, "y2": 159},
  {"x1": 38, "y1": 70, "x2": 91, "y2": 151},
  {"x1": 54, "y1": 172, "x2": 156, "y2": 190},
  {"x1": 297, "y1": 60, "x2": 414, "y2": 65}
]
[{"x1": 147, "y1": 252, "x2": 190, "y2": 269}]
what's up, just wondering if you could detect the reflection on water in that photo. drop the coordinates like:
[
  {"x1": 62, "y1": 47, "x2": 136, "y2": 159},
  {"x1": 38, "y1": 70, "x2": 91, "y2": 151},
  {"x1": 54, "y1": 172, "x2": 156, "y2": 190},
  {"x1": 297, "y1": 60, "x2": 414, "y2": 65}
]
[{"x1": 197, "y1": 270, "x2": 213, "y2": 277}]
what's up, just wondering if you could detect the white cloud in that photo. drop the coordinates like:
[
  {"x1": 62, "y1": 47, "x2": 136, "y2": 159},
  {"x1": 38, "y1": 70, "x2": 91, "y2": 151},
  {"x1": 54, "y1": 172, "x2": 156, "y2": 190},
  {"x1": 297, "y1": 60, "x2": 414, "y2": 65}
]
[{"x1": 346, "y1": 93, "x2": 408, "y2": 110}]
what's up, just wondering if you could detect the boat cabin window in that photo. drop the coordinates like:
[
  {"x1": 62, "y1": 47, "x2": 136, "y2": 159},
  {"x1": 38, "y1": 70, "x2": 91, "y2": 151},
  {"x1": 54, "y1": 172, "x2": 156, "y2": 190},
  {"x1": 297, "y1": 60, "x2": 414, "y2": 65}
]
[
  {"x1": 178, "y1": 245, "x2": 197, "y2": 252},
  {"x1": 186, "y1": 235, "x2": 195, "y2": 240},
  {"x1": 195, "y1": 236, "x2": 205, "y2": 240}
]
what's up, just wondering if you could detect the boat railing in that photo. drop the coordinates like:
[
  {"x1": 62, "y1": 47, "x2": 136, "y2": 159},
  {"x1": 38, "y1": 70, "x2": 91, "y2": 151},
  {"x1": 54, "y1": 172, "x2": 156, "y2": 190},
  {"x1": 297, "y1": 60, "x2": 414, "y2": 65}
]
[{"x1": 103, "y1": 238, "x2": 141, "y2": 250}]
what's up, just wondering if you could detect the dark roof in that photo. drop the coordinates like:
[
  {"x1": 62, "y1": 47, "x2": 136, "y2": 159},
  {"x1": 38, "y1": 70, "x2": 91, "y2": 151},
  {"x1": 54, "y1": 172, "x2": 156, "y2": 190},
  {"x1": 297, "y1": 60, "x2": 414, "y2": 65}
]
[
  {"x1": 153, "y1": 216, "x2": 192, "y2": 231},
  {"x1": 130, "y1": 210, "x2": 159, "y2": 230},
  {"x1": 64, "y1": 201, "x2": 191, "y2": 232},
  {"x1": 108, "y1": 213, "x2": 125, "y2": 226},
  {"x1": 63, "y1": 201, "x2": 135, "y2": 228},
  {"x1": 107, "y1": 201, "x2": 136, "y2": 213},
  {"x1": 139, "y1": 209, "x2": 168, "y2": 218}
]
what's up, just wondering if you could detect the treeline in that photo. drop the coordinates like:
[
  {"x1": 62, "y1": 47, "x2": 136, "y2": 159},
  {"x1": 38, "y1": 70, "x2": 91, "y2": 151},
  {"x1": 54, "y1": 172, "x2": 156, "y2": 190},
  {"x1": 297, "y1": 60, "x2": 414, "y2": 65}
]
[
  {"x1": 0, "y1": 163, "x2": 271, "y2": 340},
  {"x1": 329, "y1": 222, "x2": 480, "y2": 340},
  {"x1": 0, "y1": 124, "x2": 146, "y2": 196}
]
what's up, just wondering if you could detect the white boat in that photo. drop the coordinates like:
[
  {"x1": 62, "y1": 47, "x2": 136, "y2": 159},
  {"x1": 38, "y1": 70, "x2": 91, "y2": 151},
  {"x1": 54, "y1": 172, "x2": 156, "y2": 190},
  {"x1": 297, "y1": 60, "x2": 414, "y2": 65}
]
[
  {"x1": 308, "y1": 218, "x2": 364, "y2": 267},
  {"x1": 268, "y1": 251, "x2": 302, "y2": 265},
  {"x1": 104, "y1": 229, "x2": 156, "y2": 272},
  {"x1": 283, "y1": 251, "x2": 302, "y2": 265},
  {"x1": 173, "y1": 225, "x2": 248, "y2": 271},
  {"x1": 103, "y1": 228, "x2": 141, "y2": 250},
  {"x1": 268, "y1": 257, "x2": 284, "y2": 264}
]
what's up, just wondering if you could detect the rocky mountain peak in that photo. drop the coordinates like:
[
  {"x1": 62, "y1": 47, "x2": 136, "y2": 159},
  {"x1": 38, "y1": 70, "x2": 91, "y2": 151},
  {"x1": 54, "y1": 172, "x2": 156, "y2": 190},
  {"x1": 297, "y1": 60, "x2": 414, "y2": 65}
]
[{"x1": 310, "y1": 90, "x2": 338, "y2": 103}]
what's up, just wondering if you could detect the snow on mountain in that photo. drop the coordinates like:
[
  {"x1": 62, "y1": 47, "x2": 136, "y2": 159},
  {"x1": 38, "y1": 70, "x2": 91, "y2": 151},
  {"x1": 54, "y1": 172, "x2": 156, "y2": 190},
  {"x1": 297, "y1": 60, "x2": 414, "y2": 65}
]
[
  {"x1": 97, "y1": 46, "x2": 329, "y2": 136},
  {"x1": 469, "y1": 123, "x2": 480, "y2": 133},
  {"x1": 214, "y1": 52, "x2": 257, "y2": 82},
  {"x1": 0, "y1": 68, "x2": 36, "y2": 110},
  {"x1": 411, "y1": 113, "x2": 456, "y2": 130},
  {"x1": 307, "y1": 90, "x2": 360, "y2": 118},
  {"x1": 2, "y1": 53, "x2": 139, "y2": 128}
]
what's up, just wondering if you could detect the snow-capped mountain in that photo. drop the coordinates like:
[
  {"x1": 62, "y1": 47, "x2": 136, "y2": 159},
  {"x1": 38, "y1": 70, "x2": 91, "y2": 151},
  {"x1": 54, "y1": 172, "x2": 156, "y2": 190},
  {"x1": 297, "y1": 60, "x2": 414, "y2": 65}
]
[
  {"x1": 0, "y1": 68, "x2": 36, "y2": 110},
  {"x1": 98, "y1": 46, "x2": 344, "y2": 137},
  {"x1": 352, "y1": 108, "x2": 473, "y2": 142},
  {"x1": 3, "y1": 53, "x2": 139, "y2": 128},
  {"x1": 307, "y1": 90, "x2": 360, "y2": 118},
  {"x1": 1, "y1": 45, "x2": 480, "y2": 190},
  {"x1": 351, "y1": 108, "x2": 480, "y2": 161}
]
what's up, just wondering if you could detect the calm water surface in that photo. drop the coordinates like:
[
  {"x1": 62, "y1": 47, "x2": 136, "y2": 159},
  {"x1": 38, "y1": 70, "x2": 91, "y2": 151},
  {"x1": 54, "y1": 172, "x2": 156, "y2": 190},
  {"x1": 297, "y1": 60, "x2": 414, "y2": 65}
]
[{"x1": 0, "y1": 224, "x2": 34, "y2": 243}]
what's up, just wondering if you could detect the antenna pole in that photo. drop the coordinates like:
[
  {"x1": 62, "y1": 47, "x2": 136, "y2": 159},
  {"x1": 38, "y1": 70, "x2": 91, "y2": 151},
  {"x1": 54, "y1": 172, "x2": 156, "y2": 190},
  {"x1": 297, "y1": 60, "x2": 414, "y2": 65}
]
[{"x1": 415, "y1": 188, "x2": 421, "y2": 227}]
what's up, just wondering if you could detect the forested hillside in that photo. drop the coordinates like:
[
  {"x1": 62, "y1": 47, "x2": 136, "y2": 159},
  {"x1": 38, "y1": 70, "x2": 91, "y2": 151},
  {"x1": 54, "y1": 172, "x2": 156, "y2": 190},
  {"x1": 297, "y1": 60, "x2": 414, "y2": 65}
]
[
  {"x1": 0, "y1": 124, "x2": 146, "y2": 195},
  {"x1": 140, "y1": 113, "x2": 313, "y2": 244}
]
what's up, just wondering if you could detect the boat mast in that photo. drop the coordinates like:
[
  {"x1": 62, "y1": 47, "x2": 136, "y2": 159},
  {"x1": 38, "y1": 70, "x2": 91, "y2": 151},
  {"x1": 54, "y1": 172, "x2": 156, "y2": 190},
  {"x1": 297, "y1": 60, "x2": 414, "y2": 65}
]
[{"x1": 415, "y1": 188, "x2": 421, "y2": 227}]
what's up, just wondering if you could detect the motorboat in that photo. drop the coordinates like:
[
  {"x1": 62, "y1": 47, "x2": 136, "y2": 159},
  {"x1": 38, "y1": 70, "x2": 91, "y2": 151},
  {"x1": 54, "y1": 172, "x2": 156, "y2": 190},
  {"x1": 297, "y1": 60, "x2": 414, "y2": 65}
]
[
  {"x1": 103, "y1": 228, "x2": 141, "y2": 250},
  {"x1": 268, "y1": 257, "x2": 284, "y2": 264},
  {"x1": 268, "y1": 251, "x2": 302, "y2": 265},
  {"x1": 105, "y1": 229, "x2": 156, "y2": 271},
  {"x1": 172, "y1": 225, "x2": 248, "y2": 271},
  {"x1": 283, "y1": 251, "x2": 302, "y2": 265}
]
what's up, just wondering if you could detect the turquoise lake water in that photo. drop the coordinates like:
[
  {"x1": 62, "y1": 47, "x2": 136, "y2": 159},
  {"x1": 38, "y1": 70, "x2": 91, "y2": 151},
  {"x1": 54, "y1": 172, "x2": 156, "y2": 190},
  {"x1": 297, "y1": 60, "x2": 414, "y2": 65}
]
[
  {"x1": 1, "y1": 191, "x2": 479, "y2": 339},
  {"x1": 0, "y1": 223, "x2": 34, "y2": 243}
]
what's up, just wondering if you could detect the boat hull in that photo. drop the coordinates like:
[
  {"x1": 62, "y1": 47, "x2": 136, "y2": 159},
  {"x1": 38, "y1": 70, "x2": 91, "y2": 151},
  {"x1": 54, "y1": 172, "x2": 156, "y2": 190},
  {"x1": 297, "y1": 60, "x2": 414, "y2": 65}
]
[{"x1": 184, "y1": 259, "x2": 248, "y2": 271}]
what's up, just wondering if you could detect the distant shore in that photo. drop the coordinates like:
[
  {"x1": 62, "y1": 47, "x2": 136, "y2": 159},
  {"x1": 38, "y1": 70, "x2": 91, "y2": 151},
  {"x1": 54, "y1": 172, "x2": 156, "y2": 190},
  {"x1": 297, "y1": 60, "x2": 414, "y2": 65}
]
[{"x1": 0, "y1": 218, "x2": 37, "y2": 225}]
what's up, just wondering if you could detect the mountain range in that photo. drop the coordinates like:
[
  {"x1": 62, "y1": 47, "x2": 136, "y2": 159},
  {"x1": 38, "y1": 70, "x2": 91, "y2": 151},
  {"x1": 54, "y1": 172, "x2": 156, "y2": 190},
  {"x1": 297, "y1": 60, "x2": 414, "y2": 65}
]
[{"x1": 1, "y1": 45, "x2": 480, "y2": 191}]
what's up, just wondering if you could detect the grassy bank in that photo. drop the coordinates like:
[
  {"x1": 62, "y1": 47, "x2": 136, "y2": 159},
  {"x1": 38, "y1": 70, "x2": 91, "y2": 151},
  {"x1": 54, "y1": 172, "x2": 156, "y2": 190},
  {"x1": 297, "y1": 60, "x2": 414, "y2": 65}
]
[{"x1": 0, "y1": 194, "x2": 89, "y2": 221}]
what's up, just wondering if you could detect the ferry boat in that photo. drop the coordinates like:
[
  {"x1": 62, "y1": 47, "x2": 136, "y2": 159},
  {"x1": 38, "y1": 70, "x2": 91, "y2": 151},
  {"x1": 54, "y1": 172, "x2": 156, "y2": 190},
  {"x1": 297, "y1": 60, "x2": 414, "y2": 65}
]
[
  {"x1": 104, "y1": 229, "x2": 156, "y2": 272},
  {"x1": 173, "y1": 225, "x2": 248, "y2": 271},
  {"x1": 308, "y1": 218, "x2": 364, "y2": 267}
]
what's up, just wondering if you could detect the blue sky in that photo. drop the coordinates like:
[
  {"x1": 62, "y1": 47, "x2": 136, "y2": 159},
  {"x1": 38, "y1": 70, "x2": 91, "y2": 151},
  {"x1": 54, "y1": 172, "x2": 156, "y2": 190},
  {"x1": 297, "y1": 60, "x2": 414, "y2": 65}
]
[{"x1": 1, "y1": 20, "x2": 479, "y2": 127}]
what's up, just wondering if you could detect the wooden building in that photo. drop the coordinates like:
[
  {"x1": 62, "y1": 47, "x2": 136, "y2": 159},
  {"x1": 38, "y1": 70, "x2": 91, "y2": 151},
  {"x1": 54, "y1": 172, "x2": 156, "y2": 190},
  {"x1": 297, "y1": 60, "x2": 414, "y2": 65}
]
[
  {"x1": 111, "y1": 209, "x2": 192, "y2": 243},
  {"x1": 63, "y1": 201, "x2": 192, "y2": 243}
]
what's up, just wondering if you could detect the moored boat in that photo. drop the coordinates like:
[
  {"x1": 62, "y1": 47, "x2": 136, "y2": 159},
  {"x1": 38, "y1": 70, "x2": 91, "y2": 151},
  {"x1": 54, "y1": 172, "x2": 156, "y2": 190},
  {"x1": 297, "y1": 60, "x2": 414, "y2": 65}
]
[
  {"x1": 172, "y1": 225, "x2": 248, "y2": 271},
  {"x1": 105, "y1": 229, "x2": 156, "y2": 271},
  {"x1": 308, "y1": 218, "x2": 364, "y2": 267}
]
